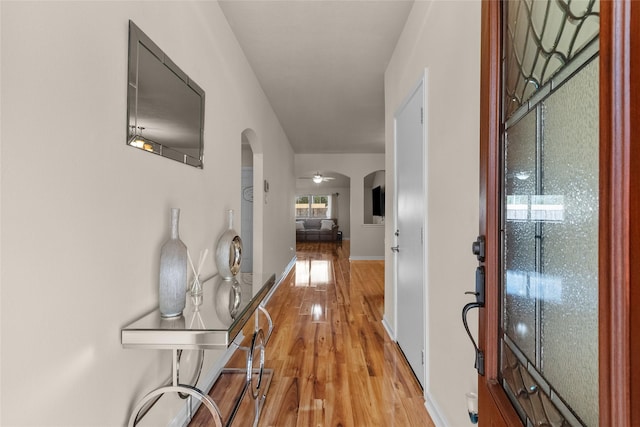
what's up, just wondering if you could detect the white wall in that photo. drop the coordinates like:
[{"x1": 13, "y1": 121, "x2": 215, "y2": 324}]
[
  {"x1": 0, "y1": 1, "x2": 3, "y2": 423},
  {"x1": 385, "y1": 1, "x2": 481, "y2": 426},
  {"x1": 0, "y1": 1, "x2": 295, "y2": 425},
  {"x1": 295, "y1": 153, "x2": 385, "y2": 259}
]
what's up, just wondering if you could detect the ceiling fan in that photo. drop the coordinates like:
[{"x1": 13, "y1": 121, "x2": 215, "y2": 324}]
[{"x1": 300, "y1": 172, "x2": 336, "y2": 184}]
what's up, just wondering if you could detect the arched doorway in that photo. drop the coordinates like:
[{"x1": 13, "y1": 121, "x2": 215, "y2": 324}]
[{"x1": 241, "y1": 128, "x2": 263, "y2": 275}]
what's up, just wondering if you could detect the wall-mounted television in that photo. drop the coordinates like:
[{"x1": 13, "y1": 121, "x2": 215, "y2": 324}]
[{"x1": 372, "y1": 186, "x2": 385, "y2": 216}]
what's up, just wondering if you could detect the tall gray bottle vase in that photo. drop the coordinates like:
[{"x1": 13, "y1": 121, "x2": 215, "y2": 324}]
[{"x1": 159, "y1": 208, "x2": 188, "y2": 317}]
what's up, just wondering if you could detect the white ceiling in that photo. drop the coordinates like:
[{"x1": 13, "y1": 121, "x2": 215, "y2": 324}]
[{"x1": 219, "y1": 0, "x2": 414, "y2": 154}]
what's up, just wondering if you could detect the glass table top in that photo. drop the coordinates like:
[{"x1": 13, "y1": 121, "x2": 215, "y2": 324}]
[{"x1": 121, "y1": 272, "x2": 276, "y2": 350}]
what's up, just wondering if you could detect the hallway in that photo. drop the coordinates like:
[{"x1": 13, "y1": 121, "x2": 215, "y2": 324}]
[{"x1": 192, "y1": 241, "x2": 434, "y2": 426}]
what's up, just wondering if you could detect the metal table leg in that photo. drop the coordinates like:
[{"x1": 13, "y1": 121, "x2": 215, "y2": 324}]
[{"x1": 127, "y1": 349, "x2": 223, "y2": 427}]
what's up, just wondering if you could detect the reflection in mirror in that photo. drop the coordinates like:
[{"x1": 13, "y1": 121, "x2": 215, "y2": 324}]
[
  {"x1": 127, "y1": 21, "x2": 205, "y2": 168},
  {"x1": 364, "y1": 170, "x2": 385, "y2": 224}
]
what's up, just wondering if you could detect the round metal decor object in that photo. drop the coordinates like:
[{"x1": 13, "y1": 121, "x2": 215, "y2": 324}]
[
  {"x1": 213, "y1": 277, "x2": 242, "y2": 326},
  {"x1": 215, "y1": 230, "x2": 242, "y2": 280}
]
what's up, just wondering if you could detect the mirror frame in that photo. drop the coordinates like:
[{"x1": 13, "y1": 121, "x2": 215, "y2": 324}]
[{"x1": 127, "y1": 21, "x2": 205, "y2": 168}]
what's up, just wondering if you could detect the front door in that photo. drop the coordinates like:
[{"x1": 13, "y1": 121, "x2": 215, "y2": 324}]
[
  {"x1": 478, "y1": 1, "x2": 640, "y2": 425},
  {"x1": 394, "y1": 75, "x2": 425, "y2": 387}
]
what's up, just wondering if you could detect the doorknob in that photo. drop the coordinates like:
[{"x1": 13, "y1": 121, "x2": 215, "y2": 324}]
[{"x1": 392, "y1": 230, "x2": 400, "y2": 252}]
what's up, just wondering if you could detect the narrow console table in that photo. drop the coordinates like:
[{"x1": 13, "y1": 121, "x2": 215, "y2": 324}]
[{"x1": 122, "y1": 272, "x2": 276, "y2": 427}]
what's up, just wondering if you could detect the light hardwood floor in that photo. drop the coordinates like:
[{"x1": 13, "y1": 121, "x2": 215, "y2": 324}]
[{"x1": 191, "y1": 241, "x2": 434, "y2": 426}]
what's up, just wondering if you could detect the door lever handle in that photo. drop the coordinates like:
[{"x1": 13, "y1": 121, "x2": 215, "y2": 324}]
[
  {"x1": 462, "y1": 266, "x2": 485, "y2": 376},
  {"x1": 391, "y1": 246, "x2": 399, "y2": 253},
  {"x1": 462, "y1": 302, "x2": 484, "y2": 376}
]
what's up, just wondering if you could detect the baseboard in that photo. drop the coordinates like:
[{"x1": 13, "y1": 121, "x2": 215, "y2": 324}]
[
  {"x1": 381, "y1": 316, "x2": 395, "y2": 340},
  {"x1": 382, "y1": 315, "x2": 448, "y2": 427},
  {"x1": 349, "y1": 255, "x2": 385, "y2": 261},
  {"x1": 280, "y1": 255, "x2": 297, "y2": 283},
  {"x1": 424, "y1": 390, "x2": 450, "y2": 427},
  {"x1": 263, "y1": 255, "x2": 295, "y2": 306}
]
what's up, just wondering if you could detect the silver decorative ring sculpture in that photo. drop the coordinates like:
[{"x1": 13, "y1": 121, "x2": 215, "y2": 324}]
[{"x1": 215, "y1": 210, "x2": 242, "y2": 280}]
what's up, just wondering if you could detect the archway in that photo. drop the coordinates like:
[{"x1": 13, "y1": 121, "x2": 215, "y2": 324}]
[
  {"x1": 295, "y1": 171, "x2": 351, "y2": 240},
  {"x1": 240, "y1": 128, "x2": 263, "y2": 274}
]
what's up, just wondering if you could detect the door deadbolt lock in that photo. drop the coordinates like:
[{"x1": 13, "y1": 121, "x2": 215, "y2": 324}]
[{"x1": 472, "y1": 236, "x2": 485, "y2": 262}]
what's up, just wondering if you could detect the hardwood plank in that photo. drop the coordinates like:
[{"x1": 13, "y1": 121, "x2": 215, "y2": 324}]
[{"x1": 189, "y1": 241, "x2": 433, "y2": 426}]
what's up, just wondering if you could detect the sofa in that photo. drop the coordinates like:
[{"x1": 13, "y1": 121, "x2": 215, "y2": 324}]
[{"x1": 296, "y1": 218, "x2": 339, "y2": 242}]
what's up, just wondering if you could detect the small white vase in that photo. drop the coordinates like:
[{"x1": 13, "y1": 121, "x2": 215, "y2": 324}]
[
  {"x1": 215, "y1": 209, "x2": 243, "y2": 280},
  {"x1": 159, "y1": 208, "x2": 188, "y2": 317}
]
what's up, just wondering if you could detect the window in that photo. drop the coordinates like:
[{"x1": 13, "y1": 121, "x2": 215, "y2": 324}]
[
  {"x1": 295, "y1": 195, "x2": 330, "y2": 218},
  {"x1": 499, "y1": 1, "x2": 599, "y2": 425}
]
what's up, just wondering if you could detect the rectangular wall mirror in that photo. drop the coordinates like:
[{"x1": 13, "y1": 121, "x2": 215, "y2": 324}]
[{"x1": 127, "y1": 21, "x2": 205, "y2": 168}]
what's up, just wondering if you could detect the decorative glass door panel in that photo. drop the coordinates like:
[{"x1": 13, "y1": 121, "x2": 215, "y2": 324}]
[{"x1": 500, "y1": 1, "x2": 599, "y2": 425}]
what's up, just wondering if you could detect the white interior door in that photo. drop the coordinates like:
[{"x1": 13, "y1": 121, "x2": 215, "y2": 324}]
[{"x1": 394, "y1": 77, "x2": 425, "y2": 387}]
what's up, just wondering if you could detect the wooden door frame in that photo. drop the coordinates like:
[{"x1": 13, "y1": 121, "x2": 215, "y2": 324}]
[
  {"x1": 600, "y1": 1, "x2": 640, "y2": 425},
  {"x1": 478, "y1": 1, "x2": 521, "y2": 424},
  {"x1": 478, "y1": 0, "x2": 640, "y2": 425}
]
